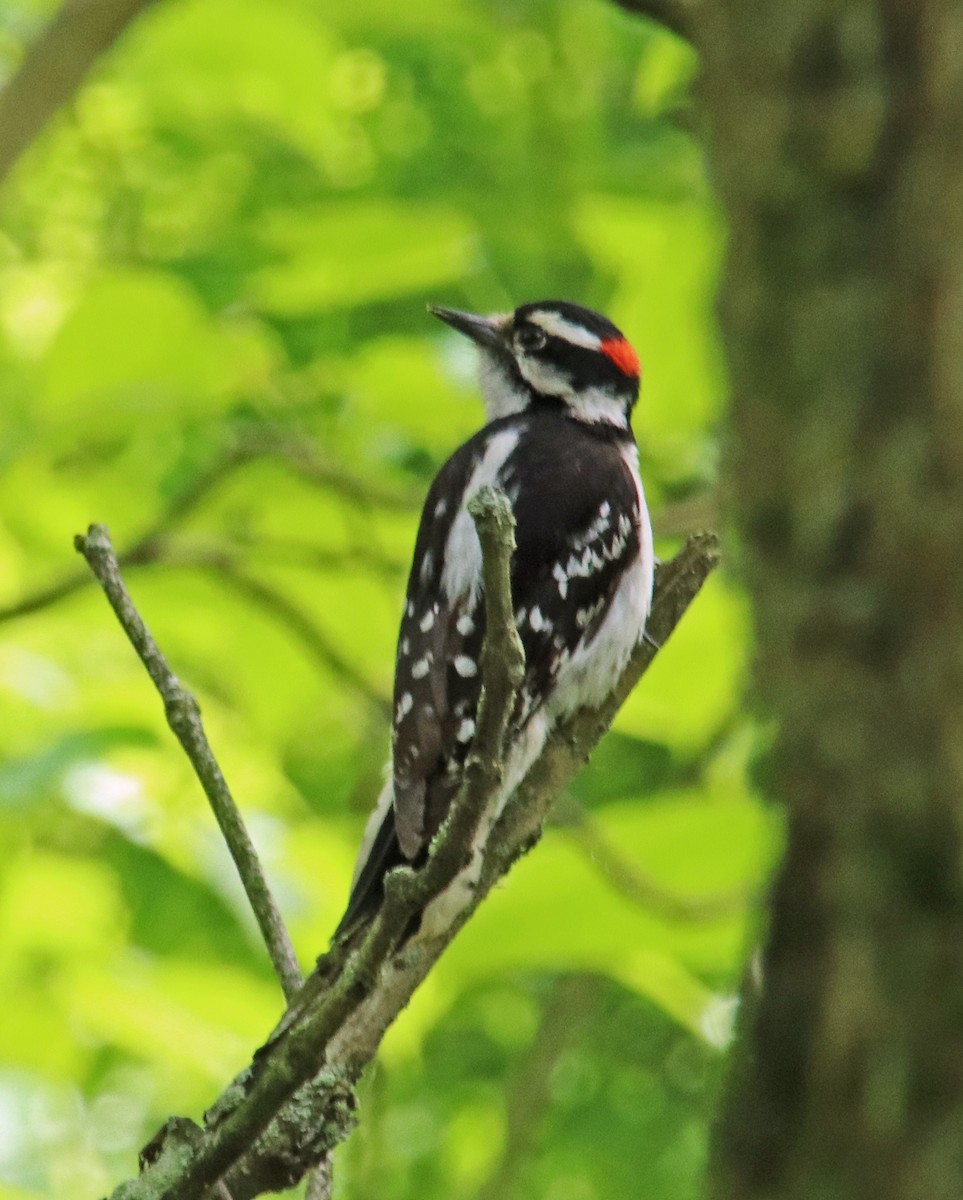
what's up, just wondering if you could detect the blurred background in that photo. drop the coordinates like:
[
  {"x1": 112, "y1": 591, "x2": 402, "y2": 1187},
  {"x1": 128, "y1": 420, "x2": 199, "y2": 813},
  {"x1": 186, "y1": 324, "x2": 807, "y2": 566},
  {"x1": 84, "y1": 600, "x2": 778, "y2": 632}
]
[{"x1": 0, "y1": 0, "x2": 776, "y2": 1195}]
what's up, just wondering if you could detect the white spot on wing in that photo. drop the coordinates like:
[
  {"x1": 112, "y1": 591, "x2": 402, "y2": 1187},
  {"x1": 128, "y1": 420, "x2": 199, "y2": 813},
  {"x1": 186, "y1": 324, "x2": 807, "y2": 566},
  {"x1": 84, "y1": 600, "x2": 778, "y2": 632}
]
[
  {"x1": 411, "y1": 657, "x2": 430, "y2": 679},
  {"x1": 456, "y1": 613, "x2": 475, "y2": 636},
  {"x1": 456, "y1": 718, "x2": 476, "y2": 742},
  {"x1": 529, "y1": 606, "x2": 552, "y2": 633},
  {"x1": 419, "y1": 608, "x2": 435, "y2": 632},
  {"x1": 576, "y1": 601, "x2": 601, "y2": 629},
  {"x1": 454, "y1": 655, "x2": 477, "y2": 678}
]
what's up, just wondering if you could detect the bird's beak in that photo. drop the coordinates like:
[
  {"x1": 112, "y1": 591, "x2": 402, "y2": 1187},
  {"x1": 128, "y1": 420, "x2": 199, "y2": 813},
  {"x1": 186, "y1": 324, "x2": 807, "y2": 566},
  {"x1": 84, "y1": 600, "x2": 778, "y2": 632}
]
[{"x1": 428, "y1": 305, "x2": 509, "y2": 352}]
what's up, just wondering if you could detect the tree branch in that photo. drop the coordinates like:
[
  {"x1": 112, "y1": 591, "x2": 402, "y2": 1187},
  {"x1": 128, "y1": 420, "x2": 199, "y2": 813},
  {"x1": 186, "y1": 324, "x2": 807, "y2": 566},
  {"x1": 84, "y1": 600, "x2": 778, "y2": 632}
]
[
  {"x1": 74, "y1": 523, "x2": 304, "y2": 1003},
  {"x1": 208, "y1": 562, "x2": 391, "y2": 716},
  {"x1": 76, "y1": 523, "x2": 338, "y2": 1197},
  {"x1": 0, "y1": 449, "x2": 250, "y2": 626},
  {"x1": 265, "y1": 430, "x2": 420, "y2": 513},
  {"x1": 103, "y1": 524, "x2": 720, "y2": 1200},
  {"x1": 0, "y1": 0, "x2": 161, "y2": 187},
  {"x1": 555, "y1": 794, "x2": 748, "y2": 922},
  {"x1": 0, "y1": 441, "x2": 401, "y2": 719},
  {"x1": 0, "y1": 432, "x2": 412, "y2": 630}
]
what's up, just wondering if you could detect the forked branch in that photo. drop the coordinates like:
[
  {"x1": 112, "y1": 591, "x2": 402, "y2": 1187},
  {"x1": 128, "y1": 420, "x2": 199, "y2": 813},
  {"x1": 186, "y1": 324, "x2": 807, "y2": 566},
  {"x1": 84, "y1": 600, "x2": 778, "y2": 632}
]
[{"x1": 94, "y1": 501, "x2": 719, "y2": 1200}]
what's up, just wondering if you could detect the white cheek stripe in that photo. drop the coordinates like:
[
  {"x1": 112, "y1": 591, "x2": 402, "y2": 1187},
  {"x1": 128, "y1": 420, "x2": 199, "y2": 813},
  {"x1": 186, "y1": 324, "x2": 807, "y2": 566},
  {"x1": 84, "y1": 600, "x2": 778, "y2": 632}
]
[
  {"x1": 528, "y1": 311, "x2": 603, "y2": 350},
  {"x1": 440, "y1": 428, "x2": 520, "y2": 606}
]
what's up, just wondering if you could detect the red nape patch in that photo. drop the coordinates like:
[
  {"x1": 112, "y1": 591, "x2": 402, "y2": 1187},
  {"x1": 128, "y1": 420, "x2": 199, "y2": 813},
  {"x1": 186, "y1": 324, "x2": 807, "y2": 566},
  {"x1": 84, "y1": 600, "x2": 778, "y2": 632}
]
[{"x1": 600, "y1": 336, "x2": 640, "y2": 378}]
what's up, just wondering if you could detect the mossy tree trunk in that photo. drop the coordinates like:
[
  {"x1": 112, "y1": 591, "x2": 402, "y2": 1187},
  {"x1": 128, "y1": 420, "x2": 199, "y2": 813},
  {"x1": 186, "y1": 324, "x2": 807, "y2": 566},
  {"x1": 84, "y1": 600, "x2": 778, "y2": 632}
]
[{"x1": 700, "y1": 4, "x2": 963, "y2": 1198}]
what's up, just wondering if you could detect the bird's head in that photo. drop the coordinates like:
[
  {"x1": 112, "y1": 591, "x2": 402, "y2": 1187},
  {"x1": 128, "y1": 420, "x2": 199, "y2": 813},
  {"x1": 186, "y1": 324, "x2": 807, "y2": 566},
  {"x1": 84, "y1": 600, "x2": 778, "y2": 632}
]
[{"x1": 429, "y1": 299, "x2": 641, "y2": 429}]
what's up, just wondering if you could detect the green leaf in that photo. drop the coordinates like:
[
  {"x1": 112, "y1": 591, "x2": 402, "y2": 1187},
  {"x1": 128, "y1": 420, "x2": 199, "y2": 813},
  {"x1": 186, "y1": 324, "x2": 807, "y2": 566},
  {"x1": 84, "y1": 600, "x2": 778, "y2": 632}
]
[
  {"x1": 250, "y1": 202, "x2": 479, "y2": 315},
  {"x1": 569, "y1": 731, "x2": 675, "y2": 808},
  {"x1": 575, "y1": 195, "x2": 726, "y2": 465},
  {"x1": 103, "y1": 831, "x2": 268, "y2": 968},
  {"x1": 632, "y1": 33, "x2": 698, "y2": 119},
  {"x1": 40, "y1": 270, "x2": 235, "y2": 428},
  {"x1": 0, "y1": 728, "x2": 155, "y2": 811},
  {"x1": 617, "y1": 572, "x2": 749, "y2": 750},
  {"x1": 123, "y1": 0, "x2": 340, "y2": 162}
]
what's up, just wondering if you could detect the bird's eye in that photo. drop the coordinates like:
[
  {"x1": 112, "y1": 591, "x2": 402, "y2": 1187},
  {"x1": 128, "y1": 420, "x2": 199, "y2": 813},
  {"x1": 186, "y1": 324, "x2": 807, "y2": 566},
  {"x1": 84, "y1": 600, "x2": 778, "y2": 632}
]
[{"x1": 516, "y1": 325, "x2": 547, "y2": 353}]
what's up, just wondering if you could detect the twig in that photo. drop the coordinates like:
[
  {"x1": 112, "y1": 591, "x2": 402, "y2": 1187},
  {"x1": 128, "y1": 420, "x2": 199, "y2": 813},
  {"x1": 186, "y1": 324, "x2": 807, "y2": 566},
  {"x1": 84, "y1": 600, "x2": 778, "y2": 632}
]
[
  {"x1": 265, "y1": 431, "x2": 420, "y2": 513},
  {"x1": 0, "y1": 451, "x2": 247, "y2": 627},
  {"x1": 0, "y1": 439, "x2": 408, "y2": 628},
  {"x1": 0, "y1": 0, "x2": 161, "y2": 187},
  {"x1": 232, "y1": 536, "x2": 405, "y2": 580},
  {"x1": 75, "y1": 523, "x2": 304, "y2": 1002},
  {"x1": 0, "y1": 568, "x2": 92, "y2": 624},
  {"x1": 103, "y1": 526, "x2": 719, "y2": 1200},
  {"x1": 79, "y1": 522, "x2": 332, "y2": 1200},
  {"x1": 1, "y1": 537, "x2": 393, "y2": 711},
  {"x1": 555, "y1": 794, "x2": 747, "y2": 922},
  {"x1": 304, "y1": 1158, "x2": 333, "y2": 1200},
  {"x1": 466, "y1": 485, "x2": 527, "y2": 779},
  {"x1": 370, "y1": 484, "x2": 524, "y2": 931},
  {"x1": 210, "y1": 563, "x2": 391, "y2": 716},
  {"x1": 129, "y1": 537, "x2": 403, "y2": 582}
]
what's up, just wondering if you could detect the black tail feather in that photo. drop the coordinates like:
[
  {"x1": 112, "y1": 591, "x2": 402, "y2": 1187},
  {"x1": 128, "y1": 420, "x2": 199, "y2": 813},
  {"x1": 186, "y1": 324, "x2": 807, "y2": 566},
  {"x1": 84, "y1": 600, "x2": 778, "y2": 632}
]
[{"x1": 332, "y1": 805, "x2": 405, "y2": 942}]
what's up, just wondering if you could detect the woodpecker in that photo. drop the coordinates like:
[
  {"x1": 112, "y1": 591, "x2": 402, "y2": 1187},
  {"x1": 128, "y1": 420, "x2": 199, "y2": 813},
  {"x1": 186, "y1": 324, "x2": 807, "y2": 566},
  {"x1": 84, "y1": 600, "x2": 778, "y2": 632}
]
[{"x1": 334, "y1": 300, "x2": 654, "y2": 940}]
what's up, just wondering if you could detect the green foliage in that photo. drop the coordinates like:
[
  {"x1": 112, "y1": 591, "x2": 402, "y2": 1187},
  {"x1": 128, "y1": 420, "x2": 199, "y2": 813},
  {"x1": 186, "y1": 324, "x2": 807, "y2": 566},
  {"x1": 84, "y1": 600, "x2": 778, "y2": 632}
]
[{"x1": 0, "y1": 0, "x2": 773, "y2": 1195}]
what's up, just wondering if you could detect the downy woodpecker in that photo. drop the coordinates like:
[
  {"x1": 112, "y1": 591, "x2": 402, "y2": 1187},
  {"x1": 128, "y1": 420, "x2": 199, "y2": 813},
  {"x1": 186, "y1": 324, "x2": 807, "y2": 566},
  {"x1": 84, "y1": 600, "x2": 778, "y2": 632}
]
[{"x1": 334, "y1": 300, "x2": 654, "y2": 940}]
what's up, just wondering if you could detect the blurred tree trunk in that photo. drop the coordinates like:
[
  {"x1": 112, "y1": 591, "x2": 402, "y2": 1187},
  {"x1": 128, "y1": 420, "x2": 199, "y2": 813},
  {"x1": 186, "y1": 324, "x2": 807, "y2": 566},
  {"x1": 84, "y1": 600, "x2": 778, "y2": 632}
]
[{"x1": 699, "y1": 3, "x2": 963, "y2": 1199}]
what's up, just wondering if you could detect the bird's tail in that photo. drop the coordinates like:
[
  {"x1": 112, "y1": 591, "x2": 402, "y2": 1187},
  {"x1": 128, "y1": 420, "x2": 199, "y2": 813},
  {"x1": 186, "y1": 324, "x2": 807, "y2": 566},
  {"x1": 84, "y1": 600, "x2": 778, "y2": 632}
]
[{"x1": 332, "y1": 799, "x2": 404, "y2": 942}]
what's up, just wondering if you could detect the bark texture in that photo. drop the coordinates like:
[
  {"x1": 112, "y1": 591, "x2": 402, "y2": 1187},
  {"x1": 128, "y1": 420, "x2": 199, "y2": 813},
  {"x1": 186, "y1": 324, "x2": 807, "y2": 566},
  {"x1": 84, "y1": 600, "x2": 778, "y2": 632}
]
[{"x1": 700, "y1": 3, "x2": 963, "y2": 1199}]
